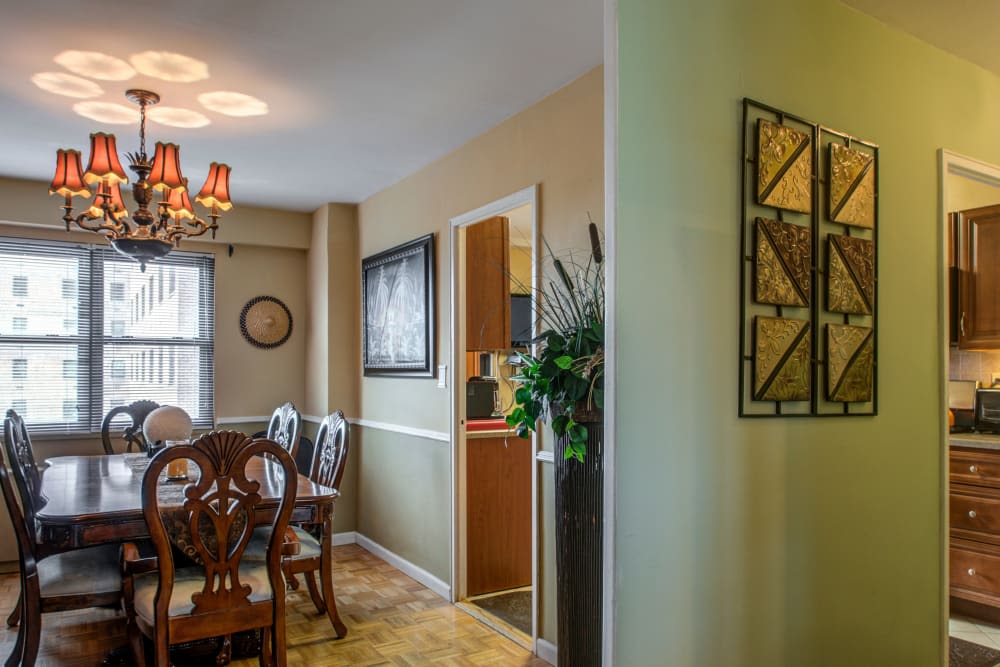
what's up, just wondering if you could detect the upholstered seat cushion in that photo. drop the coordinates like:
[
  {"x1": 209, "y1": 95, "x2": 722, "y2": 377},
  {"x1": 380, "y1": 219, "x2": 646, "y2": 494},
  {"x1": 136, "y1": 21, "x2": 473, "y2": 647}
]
[
  {"x1": 37, "y1": 543, "x2": 121, "y2": 597},
  {"x1": 245, "y1": 525, "x2": 321, "y2": 561},
  {"x1": 132, "y1": 564, "x2": 275, "y2": 621}
]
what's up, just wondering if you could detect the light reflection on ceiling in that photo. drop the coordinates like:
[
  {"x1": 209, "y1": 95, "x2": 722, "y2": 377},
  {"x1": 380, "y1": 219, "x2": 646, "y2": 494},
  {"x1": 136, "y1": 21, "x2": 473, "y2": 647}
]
[
  {"x1": 31, "y1": 72, "x2": 103, "y2": 98},
  {"x1": 71, "y1": 101, "x2": 139, "y2": 124},
  {"x1": 129, "y1": 50, "x2": 209, "y2": 83},
  {"x1": 197, "y1": 91, "x2": 268, "y2": 117},
  {"x1": 147, "y1": 106, "x2": 210, "y2": 128},
  {"x1": 54, "y1": 50, "x2": 136, "y2": 81}
]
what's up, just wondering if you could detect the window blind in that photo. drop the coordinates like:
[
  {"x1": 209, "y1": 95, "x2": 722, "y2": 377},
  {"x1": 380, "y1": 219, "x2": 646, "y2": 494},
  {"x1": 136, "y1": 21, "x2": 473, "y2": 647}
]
[{"x1": 0, "y1": 238, "x2": 215, "y2": 435}]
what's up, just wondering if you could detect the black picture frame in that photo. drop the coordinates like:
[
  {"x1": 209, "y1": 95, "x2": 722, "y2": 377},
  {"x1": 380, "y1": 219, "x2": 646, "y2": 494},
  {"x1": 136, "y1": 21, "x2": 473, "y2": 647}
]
[{"x1": 362, "y1": 233, "x2": 435, "y2": 377}]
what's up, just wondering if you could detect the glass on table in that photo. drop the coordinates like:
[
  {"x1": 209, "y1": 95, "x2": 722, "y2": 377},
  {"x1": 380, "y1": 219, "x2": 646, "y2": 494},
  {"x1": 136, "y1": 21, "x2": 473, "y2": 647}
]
[{"x1": 164, "y1": 439, "x2": 190, "y2": 480}]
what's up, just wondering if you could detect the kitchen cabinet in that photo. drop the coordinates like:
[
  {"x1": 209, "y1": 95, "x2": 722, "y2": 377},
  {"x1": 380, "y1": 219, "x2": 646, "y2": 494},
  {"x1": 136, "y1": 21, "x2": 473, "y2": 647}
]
[
  {"x1": 466, "y1": 216, "x2": 510, "y2": 351},
  {"x1": 466, "y1": 433, "x2": 531, "y2": 595},
  {"x1": 953, "y1": 204, "x2": 1000, "y2": 348},
  {"x1": 950, "y1": 445, "x2": 1000, "y2": 622}
]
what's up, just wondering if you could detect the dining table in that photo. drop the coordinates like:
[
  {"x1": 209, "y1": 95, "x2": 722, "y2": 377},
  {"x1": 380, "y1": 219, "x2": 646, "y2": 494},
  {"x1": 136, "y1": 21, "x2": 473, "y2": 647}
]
[{"x1": 34, "y1": 453, "x2": 338, "y2": 549}]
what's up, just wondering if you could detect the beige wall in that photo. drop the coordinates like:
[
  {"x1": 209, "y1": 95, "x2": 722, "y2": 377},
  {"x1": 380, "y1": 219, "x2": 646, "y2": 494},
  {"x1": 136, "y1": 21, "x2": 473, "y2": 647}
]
[{"x1": 355, "y1": 65, "x2": 603, "y2": 642}]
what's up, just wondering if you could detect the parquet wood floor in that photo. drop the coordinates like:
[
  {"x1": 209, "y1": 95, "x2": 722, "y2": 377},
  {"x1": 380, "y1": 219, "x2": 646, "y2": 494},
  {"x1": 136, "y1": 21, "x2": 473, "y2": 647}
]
[{"x1": 0, "y1": 544, "x2": 550, "y2": 666}]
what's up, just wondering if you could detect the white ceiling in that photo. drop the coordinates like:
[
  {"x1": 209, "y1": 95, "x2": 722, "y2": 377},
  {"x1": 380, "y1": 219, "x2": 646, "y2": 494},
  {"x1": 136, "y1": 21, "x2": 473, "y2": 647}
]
[
  {"x1": 0, "y1": 1, "x2": 603, "y2": 212},
  {"x1": 843, "y1": 0, "x2": 1000, "y2": 78}
]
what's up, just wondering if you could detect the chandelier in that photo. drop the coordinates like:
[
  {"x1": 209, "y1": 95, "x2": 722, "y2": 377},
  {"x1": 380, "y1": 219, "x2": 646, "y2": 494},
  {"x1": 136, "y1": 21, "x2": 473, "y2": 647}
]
[{"x1": 48, "y1": 89, "x2": 232, "y2": 270}]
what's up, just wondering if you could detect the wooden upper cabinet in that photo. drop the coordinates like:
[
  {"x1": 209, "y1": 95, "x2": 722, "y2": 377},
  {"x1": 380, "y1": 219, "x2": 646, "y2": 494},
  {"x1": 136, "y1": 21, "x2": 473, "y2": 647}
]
[
  {"x1": 957, "y1": 204, "x2": 1000, "y2": 348},
  {"x1": 466, "y1": 216, "x2": 510, "y2": 351}
]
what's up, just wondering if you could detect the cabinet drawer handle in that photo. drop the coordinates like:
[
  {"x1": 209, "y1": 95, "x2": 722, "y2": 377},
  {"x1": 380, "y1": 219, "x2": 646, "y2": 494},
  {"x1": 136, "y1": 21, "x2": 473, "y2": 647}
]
[
  {"x1": 970, "y1": 510, "x2": 978, "y2": 518},
  {"x1": 971, "y1": 465, "x2": 979, "y2": 473},
  {"x1": 961, "y1": 312, "x2": 967, "y2": 337},
  {"x1": 969, "y1": 568, "x2": 977, "y2": 577}
]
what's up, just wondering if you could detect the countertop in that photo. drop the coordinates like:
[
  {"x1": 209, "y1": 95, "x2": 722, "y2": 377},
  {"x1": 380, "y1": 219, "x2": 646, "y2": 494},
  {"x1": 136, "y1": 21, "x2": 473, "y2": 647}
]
[
  {"x1": 951, "y1": 433, "x2": 1000, "y2": 450},
  {"x1": 465, "y1": 417, "x2": 518, "y2": 440}
]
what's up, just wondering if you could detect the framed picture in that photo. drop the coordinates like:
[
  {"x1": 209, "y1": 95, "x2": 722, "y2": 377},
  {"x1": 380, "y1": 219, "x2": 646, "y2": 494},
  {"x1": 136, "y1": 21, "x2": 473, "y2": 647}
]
[{"x1": 362, "y1": 233, "x2": 435, "y2": 377}]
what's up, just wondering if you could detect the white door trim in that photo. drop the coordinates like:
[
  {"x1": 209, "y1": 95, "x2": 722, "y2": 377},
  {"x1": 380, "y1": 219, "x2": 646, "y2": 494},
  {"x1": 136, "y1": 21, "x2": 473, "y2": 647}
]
[
  {"x1": 937, "y1": 149, "x2": 1000, "y2": 666},
  {"x1": 602, "y1": 1, "x2": 618, "y2": 664},
  {"x1": 449, "y1": 184, "x2": 540, "y2": 648}
]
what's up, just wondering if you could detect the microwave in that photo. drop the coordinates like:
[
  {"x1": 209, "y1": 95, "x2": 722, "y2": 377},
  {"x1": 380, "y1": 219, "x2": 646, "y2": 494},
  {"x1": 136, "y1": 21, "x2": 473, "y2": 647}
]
[{"x1": 977, "y1": 388, "x2": 1000, "y2": 433}]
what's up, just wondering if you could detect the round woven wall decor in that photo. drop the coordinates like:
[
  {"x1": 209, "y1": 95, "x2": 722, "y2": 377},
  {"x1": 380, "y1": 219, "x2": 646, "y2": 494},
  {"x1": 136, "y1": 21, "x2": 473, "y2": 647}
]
[{"x1": 240, "y1": 296, "x2": 292, "y2": 349}]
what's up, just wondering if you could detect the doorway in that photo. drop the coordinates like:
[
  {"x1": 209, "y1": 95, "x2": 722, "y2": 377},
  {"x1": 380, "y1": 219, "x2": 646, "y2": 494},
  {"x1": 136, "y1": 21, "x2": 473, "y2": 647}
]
[
  {"x1": 450, "y1": 185, "x2": 538, "y2": 650},
  {"x1": 940, "y1": 150, "x2": 1000, "y2": 652}
]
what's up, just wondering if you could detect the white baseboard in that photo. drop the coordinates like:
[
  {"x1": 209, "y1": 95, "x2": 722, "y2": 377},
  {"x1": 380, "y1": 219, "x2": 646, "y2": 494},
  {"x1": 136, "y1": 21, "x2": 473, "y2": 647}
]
[
  {"x1": 332, "y1": 531, "x2": 357, "y2": 546},
  {"x1": 535, "y1": 638, "x2": 557, "y2": 665},
  {"x1": 354, "y1": 532, "x2": 451, "y2": 600}
]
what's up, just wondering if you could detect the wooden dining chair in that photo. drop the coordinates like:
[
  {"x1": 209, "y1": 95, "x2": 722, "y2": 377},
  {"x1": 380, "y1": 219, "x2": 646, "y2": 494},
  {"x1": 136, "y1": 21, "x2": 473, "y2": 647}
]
[
  {"x1": 1, "y1": 410, "x2": 121, "y2": 667},
  {"x1": 122, "y1": 431, "x2": 298, "y2": 667},
  {"x1": 101, "y1": 399, "x2": 161, "y2": 455},
  {"x1": 248, "y1": 410, "x2": 349, "y2": 639},
  {"x1": 265, "y1": 402, "x2": 302, "y2": 461}
]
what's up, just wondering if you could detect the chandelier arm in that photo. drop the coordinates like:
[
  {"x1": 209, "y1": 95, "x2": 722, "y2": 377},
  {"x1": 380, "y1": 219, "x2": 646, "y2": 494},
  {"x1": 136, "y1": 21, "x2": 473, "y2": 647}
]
[
  {"x1": 164, "y1": 215, "x2": 219, "y2": 245},
  {"x1": 71, "y1": 211, "x2": 126, "y2": 237}
]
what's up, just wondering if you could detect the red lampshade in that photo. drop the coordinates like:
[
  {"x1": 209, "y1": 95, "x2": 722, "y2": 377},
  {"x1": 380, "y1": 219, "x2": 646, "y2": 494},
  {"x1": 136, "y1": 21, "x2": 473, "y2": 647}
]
[
  {"x1": 166, "y1": 180, "x2": 194, "y2": 220},
  {"x1": 195, "y1": 162, "x2": 232, "y2": 211},
  {"x1": 86, "y1": 182, "x2": 129, "y2": 220},
  {"x1": 83, "y1": 133, "x2": 128, "y2": 186},
  {"x1": 147, "y1": 142, "x2": 185, "y2": 193},
  {"x1": 49, "y1": 149, "x2": 90, "y2": 198}
]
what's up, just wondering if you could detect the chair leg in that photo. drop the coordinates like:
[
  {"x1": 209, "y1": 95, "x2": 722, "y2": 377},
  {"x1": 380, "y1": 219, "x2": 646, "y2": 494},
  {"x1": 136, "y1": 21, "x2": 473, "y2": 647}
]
[
  {"x1": 259, "y1": 627, "x2": 272, "y2": 667},
  {"x1": 303, "y1": 570, "x2": 325, "y2": 613},
  {"x1": 15, "y1": 592, "x2": 40, "y2": 667},
  {"x1": 5, "y1": 592, "x2": 20, "y2": 627},
  {"x1": 4, "y1": 595, "x2": 25, "y2": 667},
  {"x1": 319, "y1": 561, "x2": 347, "y2": 638}
]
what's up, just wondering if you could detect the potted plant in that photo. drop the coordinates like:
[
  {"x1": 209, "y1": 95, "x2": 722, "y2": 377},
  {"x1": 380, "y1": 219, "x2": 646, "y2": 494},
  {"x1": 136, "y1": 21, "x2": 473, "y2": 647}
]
[{"x1": 506, "y1": 219, "x2": 604, "y2": 667}]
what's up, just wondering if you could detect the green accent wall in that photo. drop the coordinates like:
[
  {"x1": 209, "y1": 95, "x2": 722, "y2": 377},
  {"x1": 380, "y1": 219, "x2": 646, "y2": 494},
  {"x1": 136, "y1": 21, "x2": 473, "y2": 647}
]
[{"x1": 616, "y1": 0, "x2": 1000, "y2": 664}]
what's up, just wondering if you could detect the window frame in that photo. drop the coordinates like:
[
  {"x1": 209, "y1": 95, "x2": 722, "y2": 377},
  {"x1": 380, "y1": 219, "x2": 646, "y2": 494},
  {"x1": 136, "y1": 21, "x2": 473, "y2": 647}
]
[{"x1": 0, "y1": 238, "x2": 215, "y2": 435}]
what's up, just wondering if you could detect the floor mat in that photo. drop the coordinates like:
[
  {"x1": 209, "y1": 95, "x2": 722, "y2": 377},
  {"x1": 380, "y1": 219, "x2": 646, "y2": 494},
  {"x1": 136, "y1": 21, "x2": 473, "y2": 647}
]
[
  {"x1": 951, "y1": 636, "x2": 1000, "y2": 667},
  {"x1": 470, "y1": 590, "x2": 531, "y2": 635}
]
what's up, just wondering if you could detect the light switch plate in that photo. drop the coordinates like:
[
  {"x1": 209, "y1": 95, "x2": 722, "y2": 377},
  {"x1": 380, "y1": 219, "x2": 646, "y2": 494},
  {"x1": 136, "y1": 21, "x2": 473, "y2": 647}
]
[{"x1": 437, "y1": 365, "x2": 447, "y2": 388}]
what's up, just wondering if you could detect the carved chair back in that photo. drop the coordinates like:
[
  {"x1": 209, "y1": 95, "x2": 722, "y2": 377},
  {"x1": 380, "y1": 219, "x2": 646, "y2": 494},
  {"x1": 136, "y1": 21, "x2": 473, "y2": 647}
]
[
  {"x1": 3, "y1": 409, "x2": 43, "y2": 530},
  {"x1": 0, "y1": 436, "x2": 38, "y2": 566},
  {"x1": 141, "y1": 431, "x2": 296, "y2": 625},
  {"x1": 101, "y1": 399, "x2": 161, "y2": 455},
  {"x1": 266, "y1": 401, "x2": 301, "y2": 461},
  {"x1": 310, "y1": 410, "x2": 350, "y2": 491}
]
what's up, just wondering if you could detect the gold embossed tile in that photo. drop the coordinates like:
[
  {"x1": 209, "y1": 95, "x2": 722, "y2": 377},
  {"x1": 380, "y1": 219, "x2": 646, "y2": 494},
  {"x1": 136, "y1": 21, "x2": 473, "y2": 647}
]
[
  {"x1": 829, "y1": 143, "x2": 875, "y2": 228},
  {"x1": 826, "y1": 323, "x2": 874, "y2": 402},
  {"x1": 756, "y1": 119, "x2": 812, "y2": 213},
  {"x1": 827, "y1": 234, "x2": 874, "y2": 314},
  {"x1": 754, "y1": 217, "x2": 811, "y2": 306},
  {"x1": 753, "y1": 316, "x2": 811, "y2": 401}
]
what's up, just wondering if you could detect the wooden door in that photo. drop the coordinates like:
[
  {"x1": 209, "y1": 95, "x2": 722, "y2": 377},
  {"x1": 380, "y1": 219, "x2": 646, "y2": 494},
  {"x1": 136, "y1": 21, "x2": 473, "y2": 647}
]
[
  {"x1": 466, "y1": 435, "x2": 532, "y2": 595},
  {"x1": 466, "y1": 216, "x2": 511, "y2": 350},
  {"x1": 959, "y1": 204, "x2": 1000, "y2": 348}
]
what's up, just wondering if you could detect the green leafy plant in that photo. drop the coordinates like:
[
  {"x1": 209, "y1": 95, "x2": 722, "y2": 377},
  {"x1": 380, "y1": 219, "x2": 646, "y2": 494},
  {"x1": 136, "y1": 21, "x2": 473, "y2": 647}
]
[{"x1": 506, "y1": 219, "x2": 604, "y2": 462}]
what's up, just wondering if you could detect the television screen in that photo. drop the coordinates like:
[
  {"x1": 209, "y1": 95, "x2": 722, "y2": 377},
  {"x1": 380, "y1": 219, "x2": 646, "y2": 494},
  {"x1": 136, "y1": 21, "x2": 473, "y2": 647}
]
[{"x1": 510, "y1": 293, "x2": 533, "y2": 347}]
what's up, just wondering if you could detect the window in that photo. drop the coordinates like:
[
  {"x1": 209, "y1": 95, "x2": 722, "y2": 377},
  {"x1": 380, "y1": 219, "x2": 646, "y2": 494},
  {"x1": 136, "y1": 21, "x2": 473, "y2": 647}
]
[
  {"x1": 0, "y1": 238, "x2": 215, "y2": 434},
  {"x1": 11, "y1": 399, "x2": 26, "y2": 415},
  {"x1": 12, "y1": 317, "x2": 26, "y2": 331},
  {"x1": 11, "y1": 275, "x2": 27, "y2": 296}
]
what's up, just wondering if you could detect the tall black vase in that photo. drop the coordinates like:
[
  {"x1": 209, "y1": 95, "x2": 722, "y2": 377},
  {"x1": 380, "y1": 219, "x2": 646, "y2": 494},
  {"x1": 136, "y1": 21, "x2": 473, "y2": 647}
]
[{"x1": 553, "y1": 410, "x2": 603, "y2": 667}]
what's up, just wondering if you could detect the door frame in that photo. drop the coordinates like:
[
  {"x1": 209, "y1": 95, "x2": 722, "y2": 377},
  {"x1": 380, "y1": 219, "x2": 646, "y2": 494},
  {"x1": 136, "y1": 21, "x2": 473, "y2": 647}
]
[
  {"x1": 938, "y1": 149, "x2": 1000, "y2": 662},
  {"x1": 449, "y1": 184, "x2": 539, "y2": 646}
]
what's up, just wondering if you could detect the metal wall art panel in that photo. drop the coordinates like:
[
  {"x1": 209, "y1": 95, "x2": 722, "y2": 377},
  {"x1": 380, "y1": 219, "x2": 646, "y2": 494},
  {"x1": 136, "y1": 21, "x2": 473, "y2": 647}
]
[
  {"x1": 827, "y1": 234, "x2": 874, "y2": 315},
  {"x1": 826, "y1": 323, "x2": 874, "y2": 402},
  {"x1": 740, "y1": 98, "x2": 878, "y2": 418},
  {"x1": 754, "y1": 217, "x2": 811, "y2": 306},
  {"x1": 829, "y1": 143, "x2": 875, "y2": 228},
  {"x1": 753, "y1": 316, "x2": 811, "y2": 402},
  {"x1": 756, "y1": 119, "x2": 813, "y2": 213}
]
